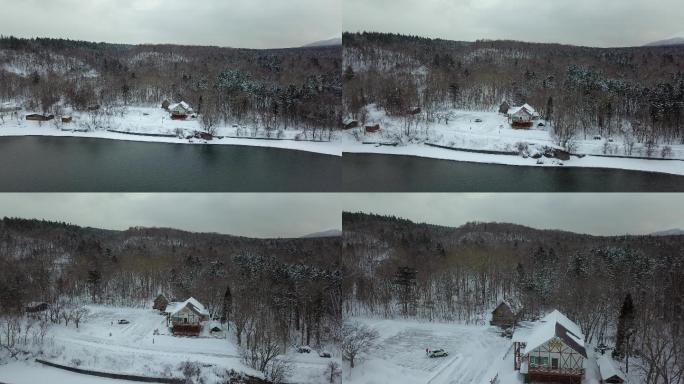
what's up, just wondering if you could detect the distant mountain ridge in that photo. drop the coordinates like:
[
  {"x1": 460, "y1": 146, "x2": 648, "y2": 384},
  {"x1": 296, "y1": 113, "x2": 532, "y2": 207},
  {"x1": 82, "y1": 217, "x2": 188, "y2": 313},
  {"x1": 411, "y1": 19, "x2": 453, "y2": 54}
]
[
  {"x1": 650, "y1": 228, "x2": 684, "y2": 236},
  {"x1": 301, "y1": 229, "x2": 342, "y2": 238},
  {"x1": 302, "y1": 37, "x2": 341, "y2": 47},
  {"x1": 644, "y1": 37, "x2": 684, "y2": 47}
]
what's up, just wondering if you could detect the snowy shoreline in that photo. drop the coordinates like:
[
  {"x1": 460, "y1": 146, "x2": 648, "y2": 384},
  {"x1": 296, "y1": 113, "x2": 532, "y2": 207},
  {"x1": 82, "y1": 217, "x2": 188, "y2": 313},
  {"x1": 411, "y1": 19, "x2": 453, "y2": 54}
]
[
  {"x1": 340, "y1": 105, "x2": 684, "y2": 176},
  {"x1": 0, "y1": 129, "x2": 343, "y2": 157},
  {"x1": 342, "y1": 142, "x2": 684, "y2": 176}
]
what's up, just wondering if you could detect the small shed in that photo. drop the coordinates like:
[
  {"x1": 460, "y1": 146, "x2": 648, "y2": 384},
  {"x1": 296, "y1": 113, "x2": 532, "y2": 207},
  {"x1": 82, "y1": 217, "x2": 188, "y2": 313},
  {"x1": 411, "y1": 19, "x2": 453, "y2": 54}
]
[
  {"x1": 407, "y1": 107, "x2": 422, "y2": 115},
  {"x1": 61, "y1": 116, "x2": 73, "y2": 123},
  {"x1": 26, "y1": 113, "x2": 55, "y2": 121},
  {"x1": 365, "y1": 124, "x2": 380, "y2": 133},
  {"x1": 25, "y1": 302, "x2": 50, "y2": 313},
  {"x1": 597, "y1": 356, "x2": 626, "y2": 383},
  {"x1": 153, "y1": 294, "x2": 169, "y2": 311},
  {"x1": 499, "y1": 101, "x2": 510, "y2": 114},
  {"x1": 490, "y1": 301, "x2": 517, "y2": 328},
  {"x1": 342, "y1": 119, "x2": 359, "y2": 129}
]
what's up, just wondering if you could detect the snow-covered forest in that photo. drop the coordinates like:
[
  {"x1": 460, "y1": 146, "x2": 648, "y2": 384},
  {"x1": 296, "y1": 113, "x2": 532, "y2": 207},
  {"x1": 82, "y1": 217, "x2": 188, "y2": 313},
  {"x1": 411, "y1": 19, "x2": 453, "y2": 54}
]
[
  {"x1": 342, "y1": 212, "x2": 684, "y2": 383},
  {"x1": 0, "y1": 217, "x2": 342, "y2": 383},
  {"x1": 0, "y1": 36, "x2": 342, "y2": 135},
  {"x1": 343, "y1": 32, "x2": 684, "y2": 149}
]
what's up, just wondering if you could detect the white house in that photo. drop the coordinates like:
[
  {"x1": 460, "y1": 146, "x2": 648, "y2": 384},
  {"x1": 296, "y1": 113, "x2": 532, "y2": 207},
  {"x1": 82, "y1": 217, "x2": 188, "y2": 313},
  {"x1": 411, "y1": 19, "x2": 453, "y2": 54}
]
[
  {"x1": 164, "y1": 297, "x2": 209, "y2": 335},
  {"x1": 513, "y1": 310, "x2": 587, "y2": 384},
  {"x1": 168, "y1": 101, "x2": 193, "y2": 119},
  {"x1": 508, "y1": 103, "x2": 538, "y2": 127}
]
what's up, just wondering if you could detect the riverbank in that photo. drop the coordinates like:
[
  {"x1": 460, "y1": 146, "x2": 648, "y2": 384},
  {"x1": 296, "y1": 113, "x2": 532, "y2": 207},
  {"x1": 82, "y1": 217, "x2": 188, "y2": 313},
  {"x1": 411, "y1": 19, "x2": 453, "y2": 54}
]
[
  {"x1": 341, "y1": 141, "x2": 684, "y2": 176},
  {"x1": 340, "y1": 106, "x2": 684, "y2": 176},
  {"x1": 0, "y1": 106, "x2": 341, "y2": 157}
]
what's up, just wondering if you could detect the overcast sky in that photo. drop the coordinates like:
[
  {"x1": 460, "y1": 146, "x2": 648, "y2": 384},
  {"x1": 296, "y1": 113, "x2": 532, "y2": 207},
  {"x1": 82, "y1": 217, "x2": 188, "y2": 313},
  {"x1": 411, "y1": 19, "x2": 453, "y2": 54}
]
[
  {"x1": 341, "y1": 194, "x2": 684, "y2": 236},
  {"x1": 0, "y1": 0, "x2": 340, "y2": 48},
  {"x1": 344, "y1": 0, "x2": 684, "y2": 47},
  {"x1": 0, "y1": 194, "x2": 342, "y2": 238}
]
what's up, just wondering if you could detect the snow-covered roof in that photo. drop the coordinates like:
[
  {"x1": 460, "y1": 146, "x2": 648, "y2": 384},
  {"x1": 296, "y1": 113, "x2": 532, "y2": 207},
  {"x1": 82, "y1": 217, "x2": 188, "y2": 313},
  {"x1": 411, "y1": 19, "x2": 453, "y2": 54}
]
[
  {"x1": 597, "y1": 356, "x2": 625, "y2": 382},
  {"x1": 494, "y1": 299, "x2": 520, "y2": 313},
  {"x1": 508, "y1": 104, "x2": 538, "y2": 116},
  {"x1": 164, "y1": 297, "x2": 209, "y2": 317},
  {"x1": 168, "y1": 101, "x2": 192, "y2": 112},
  {"x1": 520, "y1": 310, "x2": 586, "y2": 358}
]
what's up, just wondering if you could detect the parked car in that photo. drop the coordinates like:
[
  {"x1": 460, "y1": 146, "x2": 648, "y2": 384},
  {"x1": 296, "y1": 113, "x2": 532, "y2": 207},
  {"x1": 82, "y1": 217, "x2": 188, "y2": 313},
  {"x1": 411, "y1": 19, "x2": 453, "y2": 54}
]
[
  {"x1": 319, "y1": 351, "x2": 332, "y2": 358},
  {"x1": 296, "y1": 346, "x2": 312, "y2": 353},
  {"x1": 118, "y1": 319, "x2": 130, "y2": 325},
  {"x1": 428, "y1": 349, "x2": 449, "y2": 358},
  {"x1": 474, "y1": 118, "x2": 483, "y2": 123}
]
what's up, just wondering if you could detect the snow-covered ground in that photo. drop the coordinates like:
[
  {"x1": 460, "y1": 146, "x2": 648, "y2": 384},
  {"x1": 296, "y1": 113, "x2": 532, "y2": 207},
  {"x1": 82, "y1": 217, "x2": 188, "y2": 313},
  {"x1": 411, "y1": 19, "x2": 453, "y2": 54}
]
[
  {"x1": 340, "y1": 105, "x2": 684, "y2": 176},
  {"x1": 0, "y1": 106, "x2": 342, "y2": 156},
  {"x1": 0, "y1": 305, "x2": 336, "y2": 384},
  {"x1": 345, "y1": 317, "x2": 632, "y2": 384},
  {"x1": 345, "y1": 318, "x2": 510, "y2": 384}
]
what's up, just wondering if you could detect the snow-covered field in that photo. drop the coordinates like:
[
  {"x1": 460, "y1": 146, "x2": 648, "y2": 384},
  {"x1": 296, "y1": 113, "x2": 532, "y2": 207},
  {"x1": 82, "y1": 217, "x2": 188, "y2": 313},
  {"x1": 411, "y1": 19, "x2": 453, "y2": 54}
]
[
  {"x1": 0, "y1": 305, "x2": 336, "y2": 384},
  {"x1": 345, "y1": 318, "x2": 511, "y2": 384},
  {"x1": 341, "y1": 105, "x2": 684, "y2": 176},
  {"x1": 344, "y1": 317, "x2": 636, "y2": 384},
  {"x1": 0, "y1": 106, "x2": 342, "y2": 156}
]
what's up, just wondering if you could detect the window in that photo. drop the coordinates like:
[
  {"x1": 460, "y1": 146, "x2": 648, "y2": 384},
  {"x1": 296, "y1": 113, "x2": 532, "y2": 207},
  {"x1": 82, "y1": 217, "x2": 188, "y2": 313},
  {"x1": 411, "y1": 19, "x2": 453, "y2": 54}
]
[
  {"x1": 540, "y1": 357, "x2": 549, "y2": 367},
  {"x1": 529, "y1": 356, "x2": 536, "y2": 365},
  {"x1": 552, "y1": 358, "x2": 559, "y2": 369}
]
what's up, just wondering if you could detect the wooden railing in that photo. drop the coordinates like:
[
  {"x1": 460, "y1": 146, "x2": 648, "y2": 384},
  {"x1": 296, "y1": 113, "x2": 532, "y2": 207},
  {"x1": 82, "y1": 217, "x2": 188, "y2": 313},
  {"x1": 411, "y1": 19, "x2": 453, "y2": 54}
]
[{"x1": 528, "y1": 365, "x2": 584, "y2": 376}]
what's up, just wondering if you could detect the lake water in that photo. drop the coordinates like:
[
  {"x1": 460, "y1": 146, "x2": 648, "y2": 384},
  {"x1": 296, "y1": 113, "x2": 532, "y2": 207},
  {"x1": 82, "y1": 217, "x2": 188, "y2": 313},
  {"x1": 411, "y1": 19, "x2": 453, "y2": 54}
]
[
  {"x1": 342, "y1": 153, "x2": 684, "y2": 192},
  {"x1": 0, "y1": 136, "x2": 340, "y2": 191}
]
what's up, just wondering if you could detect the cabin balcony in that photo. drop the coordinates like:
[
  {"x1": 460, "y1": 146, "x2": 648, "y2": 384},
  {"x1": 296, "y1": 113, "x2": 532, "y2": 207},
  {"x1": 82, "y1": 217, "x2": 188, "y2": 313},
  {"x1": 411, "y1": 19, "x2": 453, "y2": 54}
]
[
  {"x1": 171, "y1": 323, "x2": 201, "y2": 336},
  {"x1": 527, "y1": 366, "x2": 584, "y2": 383}
]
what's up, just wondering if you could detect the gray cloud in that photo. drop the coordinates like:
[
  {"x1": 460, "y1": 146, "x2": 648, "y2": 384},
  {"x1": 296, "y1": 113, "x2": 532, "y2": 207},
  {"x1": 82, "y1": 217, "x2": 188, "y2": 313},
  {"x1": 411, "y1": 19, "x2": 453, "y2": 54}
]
[
  {"x1": 341, "y1": 193, "x2": 684, "y2": 236},
  {"x1": 0, "y1": 194, "x2": 342, "y2": 238},
  {"x1": 0, "y1": 0, "x2": 340, "y2": 48},
  {"x1": 344, "y1": 0, "x2": 684, "y2": 47}
]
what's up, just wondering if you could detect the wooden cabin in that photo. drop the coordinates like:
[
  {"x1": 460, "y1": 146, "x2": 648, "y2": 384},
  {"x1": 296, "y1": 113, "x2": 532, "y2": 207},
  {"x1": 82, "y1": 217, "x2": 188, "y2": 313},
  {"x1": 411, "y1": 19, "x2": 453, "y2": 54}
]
[
  {"x1": 490, "y1": 301, "x2": 517, "y2": 328},
  {"x1": 25, "y1": 113, "x2": 54, "y2": 121},
  {"x1": 508, "y1": 104, "x2": 537, "y2": 128},
  {"x1": 61, "y1": 116, "x2": 73, "y2": 123},
  {"x1": 407, "y1": 107, "x2": 422, "y2": 115},
  {"x1": 153, "y1": 294, "x2": 169, "y2": 311},
  {"x1": 164, "y1": 297, "x2": 209, "y2": 336},
  {"x1": 513, "y1": 310, "x2": 587, "y2": 384},
  {"x1": 25, "y1": 302, "x2": 49, "y2": 313},
  {"x1": 342, "y1": 119, "x2": 359, "y2": 129},
  {"x1": 499, "y1": 101, "x2": 510, "y2": 114},
  {"x1": 597, "y1": 356, "x2": 626, "y2": 383},
  {"x1": 168, "y1": 101, "x2": 193, "y2": 120}
]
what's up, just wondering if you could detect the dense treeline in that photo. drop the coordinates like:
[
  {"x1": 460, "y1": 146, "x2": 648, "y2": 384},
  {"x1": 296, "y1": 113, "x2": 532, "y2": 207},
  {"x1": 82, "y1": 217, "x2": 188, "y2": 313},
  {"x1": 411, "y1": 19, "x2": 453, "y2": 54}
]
[
  {"x1": 0, "y1": 36, "x2": 342, "y2": 133},
  {"x1": 342, "y1": 212, "x2": 684, "y2": 383},
  {"x1": 0, "y1": 217, "x2": 342, "y2": 357},
  {"x1": 343, "y1": 32, "x2": 684, "y2": 149}
]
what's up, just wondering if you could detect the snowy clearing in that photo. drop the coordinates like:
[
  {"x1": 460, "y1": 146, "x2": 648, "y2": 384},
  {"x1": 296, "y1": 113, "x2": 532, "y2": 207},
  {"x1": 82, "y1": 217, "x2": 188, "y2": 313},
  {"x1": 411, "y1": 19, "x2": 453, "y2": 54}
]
[
  {"x1": 0, "y1": 106, "x2": 342, "y2": 157},
  {"x1": 343, "y1": 317, "x2": 636, "y2": 384},
  {"x1": 340, "y1": 106, "x2": 684, "y2": 176},
  {"x1": 0, "y1": 305, "x2": 335, "y2": 384},
  {"x1": 345, "y1": 318, "x2": 511, "y2": 384}
]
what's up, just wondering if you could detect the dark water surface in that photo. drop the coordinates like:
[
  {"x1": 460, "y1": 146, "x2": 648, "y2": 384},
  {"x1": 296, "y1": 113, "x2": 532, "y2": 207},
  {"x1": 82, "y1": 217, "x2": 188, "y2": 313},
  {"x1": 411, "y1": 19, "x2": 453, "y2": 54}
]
[
  {"x1": 342, "y1": 153, "x2": 684, "y2": 192},
  {"x1": 0, "y1": 136, "x2": 340, "y2": 191}
]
